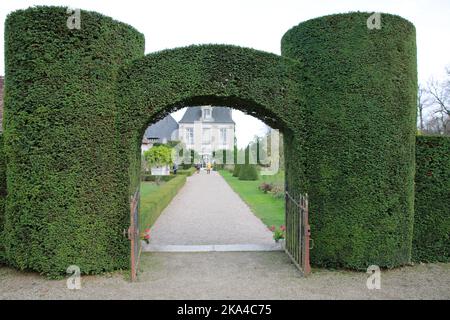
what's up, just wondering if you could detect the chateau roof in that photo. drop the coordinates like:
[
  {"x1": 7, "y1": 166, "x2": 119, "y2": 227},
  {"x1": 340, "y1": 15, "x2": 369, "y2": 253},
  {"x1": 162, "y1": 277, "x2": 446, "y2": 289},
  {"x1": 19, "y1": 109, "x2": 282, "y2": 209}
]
[
  {"x1": 179, "y1": 106, "x2": 235, "y2": 124},
  {"x1": 144, "y1": 114, "x2": 179, "y2": 141}
]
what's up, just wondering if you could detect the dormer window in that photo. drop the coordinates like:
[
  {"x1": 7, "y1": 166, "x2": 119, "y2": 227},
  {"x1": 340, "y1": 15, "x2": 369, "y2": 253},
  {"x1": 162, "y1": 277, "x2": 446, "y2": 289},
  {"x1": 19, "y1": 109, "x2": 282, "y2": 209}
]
[{"x1": 202, "y1": 106, "x2": 213, "y2": 120}]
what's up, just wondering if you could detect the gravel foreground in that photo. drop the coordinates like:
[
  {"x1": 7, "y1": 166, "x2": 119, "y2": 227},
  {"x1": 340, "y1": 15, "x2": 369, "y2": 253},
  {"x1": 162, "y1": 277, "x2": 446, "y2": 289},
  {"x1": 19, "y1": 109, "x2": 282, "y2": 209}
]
[{"x1": 1, "y1": 252, "x2": 449, "y2": 300}]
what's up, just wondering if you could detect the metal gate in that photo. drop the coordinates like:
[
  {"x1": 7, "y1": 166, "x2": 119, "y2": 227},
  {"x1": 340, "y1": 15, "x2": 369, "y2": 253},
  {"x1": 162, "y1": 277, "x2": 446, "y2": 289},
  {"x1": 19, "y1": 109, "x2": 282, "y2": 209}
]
[
  {"x1": 126, "y1": 189, "x2": 141, "y2": 281},
  {"x1": 285, "y1": 191, "x2": 311, "y2": 275}
]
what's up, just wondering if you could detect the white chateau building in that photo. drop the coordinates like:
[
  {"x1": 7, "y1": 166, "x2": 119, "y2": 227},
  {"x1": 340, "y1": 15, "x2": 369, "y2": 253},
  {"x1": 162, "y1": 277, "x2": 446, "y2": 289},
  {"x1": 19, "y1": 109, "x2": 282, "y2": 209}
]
[{"x1": 142, "y1": 106, "x2": 235, "y2": 165}]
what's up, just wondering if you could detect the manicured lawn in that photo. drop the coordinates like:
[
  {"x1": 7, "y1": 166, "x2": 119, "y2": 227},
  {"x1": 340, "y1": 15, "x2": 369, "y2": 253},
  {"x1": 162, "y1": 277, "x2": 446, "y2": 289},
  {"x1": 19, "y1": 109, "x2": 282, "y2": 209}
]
[{"x1": 219, "y1": 170, "x2": 285, "y2": 228}]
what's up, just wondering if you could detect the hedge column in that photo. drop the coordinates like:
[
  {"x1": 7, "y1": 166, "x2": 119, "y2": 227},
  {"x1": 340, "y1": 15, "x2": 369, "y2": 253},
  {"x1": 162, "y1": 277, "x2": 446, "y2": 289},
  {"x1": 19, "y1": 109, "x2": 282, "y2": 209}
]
[
  {"x1": 282, "y1": 13, "x2": 418, "y2": 269},
  {"x1": 3, "y1": 7, "x2": 144, "y2": 276}
]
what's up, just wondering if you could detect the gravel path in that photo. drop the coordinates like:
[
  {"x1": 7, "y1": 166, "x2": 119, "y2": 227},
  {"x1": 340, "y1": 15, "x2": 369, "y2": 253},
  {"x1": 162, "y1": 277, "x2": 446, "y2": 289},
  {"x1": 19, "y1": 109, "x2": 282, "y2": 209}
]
[
  {"x1": 3, "y1": 171, "x2": 447, "y2": 300},
  {"x1": 143, "y1": 170, "x2": 274, "y2": 247},
  {"x1": 1, "y1": 254, "x2": 448, "y2": 299}
]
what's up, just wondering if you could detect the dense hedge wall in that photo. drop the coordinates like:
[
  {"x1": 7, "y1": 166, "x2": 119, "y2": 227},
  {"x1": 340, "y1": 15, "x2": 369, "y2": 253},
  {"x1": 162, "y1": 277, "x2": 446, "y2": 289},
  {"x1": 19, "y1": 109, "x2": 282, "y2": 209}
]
[
  {"x1": 0, "y1": 134, "x2": 5, "y2": 263},
  {"x1": 3, "y1": 7, "x2": 144, "y2": 277},
  {"x1": 3, "y1": 7, "x2": 420, "y2": 276},
  {"x1": 140, "y1": 175, "x2": 187, "y2": 230},
  {"x1": 413, "y1": 136, "x2": 450, "y2": 262},
  {"x1": 282, "y1": 13, "x2": 417, "y2": 269}
]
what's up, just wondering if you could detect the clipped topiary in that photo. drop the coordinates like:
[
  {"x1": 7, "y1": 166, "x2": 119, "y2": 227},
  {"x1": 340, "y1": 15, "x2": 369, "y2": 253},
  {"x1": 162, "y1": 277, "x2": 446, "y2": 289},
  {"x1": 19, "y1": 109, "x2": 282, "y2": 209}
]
[
  {"x1": 232, "y1": 164, "x2": 242, "y2": 177},
  {"x1": 2, "y1": 7, "x2": 420, "y2": 276},
  {"x1": 282, "y1": 12, "x2": 417, "y2": 269},
  {"x1": 3, "y1": 6, "x2": 145, "y2": 277},
  {"x1": 238, "y1": 164, "x2": 259, "y2": 181}
]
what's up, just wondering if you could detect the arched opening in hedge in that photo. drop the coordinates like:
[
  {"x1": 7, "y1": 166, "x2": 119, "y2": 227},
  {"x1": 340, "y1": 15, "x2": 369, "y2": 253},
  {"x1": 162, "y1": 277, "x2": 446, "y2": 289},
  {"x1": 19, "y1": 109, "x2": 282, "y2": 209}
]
[
  {"x1": 137, "y1": 102, "x2": 287, "y2": 231},
  {"x1": 116, "y1": 45, "x2": 306, "y2": 196},
  {"x1": 116, "y1": 45, "x2": 307, "y2": 255}
]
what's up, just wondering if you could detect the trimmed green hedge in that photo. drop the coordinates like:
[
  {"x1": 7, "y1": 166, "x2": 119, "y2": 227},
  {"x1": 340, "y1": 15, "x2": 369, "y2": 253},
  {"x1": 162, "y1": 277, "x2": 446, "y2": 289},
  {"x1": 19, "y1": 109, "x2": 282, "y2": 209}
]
[
  {"x1": 413, "y1": 136, "x2": 450, "y2": 262},
  {"x1": 3, "y1": 7, "x2": 144, "y2": 277},
  {"x1": 140, "y1": 175, "x2": 187, "y2": 230},
  {"x1": 4, "y1": 5, "x2": 302, "y2": 276},
  {"x1": 0, "y1": 134, "x2": 5, "y2": 263},
  {"x1": 282, "y1": 13, "x2": 417, "y2": 269},
  {"x1": 142, "y1": 167, "x2": 195, "y2": 181},
  {"x1": 177, "y1": 167, "x2": 196, "y2": 176},
  {"x1": 142, "y1": 175, "x2": 175, "y2": 182},
  {"x1": 2, "y1": 7, "x2": 420, "y2": 276},
  {"x1": 238, "y1": 164, "x2": 259, "y2": 181},
  {"x1": 181, "y1": 163, "x2": 193, "y2": 170}
]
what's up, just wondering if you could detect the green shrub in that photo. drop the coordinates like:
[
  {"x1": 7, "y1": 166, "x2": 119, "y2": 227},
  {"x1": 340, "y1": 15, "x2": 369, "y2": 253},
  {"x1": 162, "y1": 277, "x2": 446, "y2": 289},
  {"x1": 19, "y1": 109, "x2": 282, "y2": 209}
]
[
  {"x1": 177, "y1": 167, "x2": 196, "y2": 176},
  {"x1": 140, "y1": 175, "x2": 186, "y2": 229},
  {"x1": 181, "y1": 163, "x2": 192, "y2": 170},
  {"x1": 238, "y1": 164, "x2": 259, "y2": 181},
  {"x1": 232, "y1": 165, "x2": 242, "y2": 177},
  {"x1": 413, "y1": 136, "x2": 450, "y2": 262},
  {"x1": 143, "y1": 145, "x2": 172, "y2": 167}
]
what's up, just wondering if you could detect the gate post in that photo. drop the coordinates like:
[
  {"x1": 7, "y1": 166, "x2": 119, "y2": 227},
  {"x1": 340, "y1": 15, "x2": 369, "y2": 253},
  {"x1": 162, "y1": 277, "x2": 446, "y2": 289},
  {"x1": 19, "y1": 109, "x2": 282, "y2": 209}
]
[{"x1": 302, "y1": 194, "x2": 311, "y2": 275}]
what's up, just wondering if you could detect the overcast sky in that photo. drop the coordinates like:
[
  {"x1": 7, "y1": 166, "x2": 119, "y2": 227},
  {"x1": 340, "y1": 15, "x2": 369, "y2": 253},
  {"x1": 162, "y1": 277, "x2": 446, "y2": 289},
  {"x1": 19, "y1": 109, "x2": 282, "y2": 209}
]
[{"x1": 1, "y1": 0, "x2": 449, "y2": 147}]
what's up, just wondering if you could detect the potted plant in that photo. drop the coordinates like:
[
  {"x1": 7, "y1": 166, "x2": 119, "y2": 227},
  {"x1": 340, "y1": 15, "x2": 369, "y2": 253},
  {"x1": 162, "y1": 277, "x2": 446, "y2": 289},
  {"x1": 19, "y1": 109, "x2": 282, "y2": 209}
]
[{"x1": 144, "y1": 145, "x2": 173, "y2": 178}]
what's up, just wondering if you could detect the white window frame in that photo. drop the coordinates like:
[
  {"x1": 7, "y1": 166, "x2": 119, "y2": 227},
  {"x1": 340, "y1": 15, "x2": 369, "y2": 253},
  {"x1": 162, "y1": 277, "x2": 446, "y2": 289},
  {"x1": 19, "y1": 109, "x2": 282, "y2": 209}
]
[
  {"x1": 202, "y1": 106, "x2": 213, "y2": 120},
  {"x1": 220, "y1": 128, "x2": 227, "y2": 146},
  {"x1": 185, "y1": 127, "x2": 194, "y2": 145}
]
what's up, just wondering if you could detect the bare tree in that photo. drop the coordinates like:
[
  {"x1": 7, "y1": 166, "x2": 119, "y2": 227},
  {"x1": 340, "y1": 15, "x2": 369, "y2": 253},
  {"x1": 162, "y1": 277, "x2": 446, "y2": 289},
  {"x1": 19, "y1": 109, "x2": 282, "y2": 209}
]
[
  {"x1": 423, "y1": 69, "x2": 450, "y2": 136},
  {"x1": 417, "y1": 84, "x2": 431, "y2": 131},
  {"x1": 427, "y1": 77, "x2": 450, "y2": 116}
]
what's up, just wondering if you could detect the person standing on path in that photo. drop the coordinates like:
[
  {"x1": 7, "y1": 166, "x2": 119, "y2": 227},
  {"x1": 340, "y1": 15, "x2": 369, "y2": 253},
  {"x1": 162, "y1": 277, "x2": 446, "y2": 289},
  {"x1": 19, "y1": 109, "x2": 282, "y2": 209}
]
[{"x1": 207, "y1": 162, "x2": 212, "y2": 174}]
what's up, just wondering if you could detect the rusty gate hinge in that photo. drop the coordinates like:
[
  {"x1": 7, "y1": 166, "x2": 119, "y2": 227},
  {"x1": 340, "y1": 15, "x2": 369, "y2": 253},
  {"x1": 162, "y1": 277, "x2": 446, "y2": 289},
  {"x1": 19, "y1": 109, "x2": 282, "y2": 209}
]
[{"x1": 123, "y1": 227, "x2": 132, "y2": 240}]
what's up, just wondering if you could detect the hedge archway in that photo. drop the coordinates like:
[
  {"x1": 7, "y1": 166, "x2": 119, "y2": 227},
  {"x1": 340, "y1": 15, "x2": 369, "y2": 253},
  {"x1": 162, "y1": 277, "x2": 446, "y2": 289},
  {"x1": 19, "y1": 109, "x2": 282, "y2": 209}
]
[
  {"x1": 1, "y1": 7, "x2": 418, "y2": 277},
  {"x1": 116, "y1": 44, "x2": 306, "y2": 205}
]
